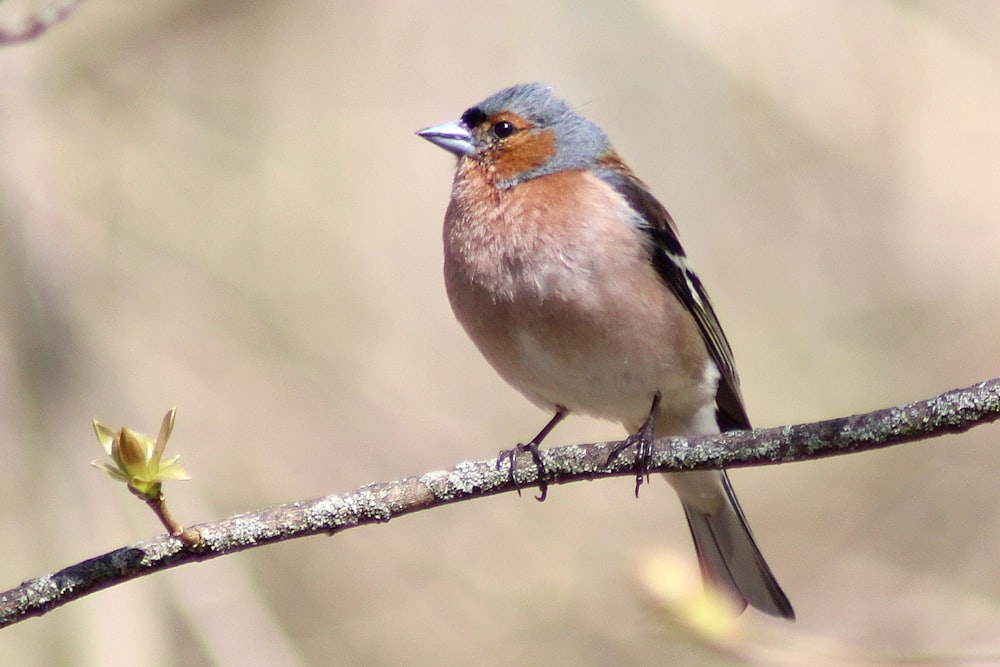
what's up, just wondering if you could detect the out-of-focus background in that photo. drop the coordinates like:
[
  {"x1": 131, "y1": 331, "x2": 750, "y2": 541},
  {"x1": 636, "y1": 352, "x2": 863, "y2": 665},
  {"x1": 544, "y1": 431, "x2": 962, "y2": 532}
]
[{"x1": 2, "y1": 1, "x2": 999, "y2": 664}]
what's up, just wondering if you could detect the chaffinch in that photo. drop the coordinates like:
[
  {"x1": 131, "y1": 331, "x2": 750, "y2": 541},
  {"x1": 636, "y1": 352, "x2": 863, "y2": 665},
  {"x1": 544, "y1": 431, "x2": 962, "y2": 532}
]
[{"x1": 417, "y1": 83, "x2": 794, "y2": 620}]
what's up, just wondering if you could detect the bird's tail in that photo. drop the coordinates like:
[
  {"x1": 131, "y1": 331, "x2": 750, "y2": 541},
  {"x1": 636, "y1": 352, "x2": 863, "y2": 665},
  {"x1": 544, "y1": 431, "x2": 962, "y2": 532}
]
[{"x1": 673, "y1": 470, "x2": 794, "y2": 619}]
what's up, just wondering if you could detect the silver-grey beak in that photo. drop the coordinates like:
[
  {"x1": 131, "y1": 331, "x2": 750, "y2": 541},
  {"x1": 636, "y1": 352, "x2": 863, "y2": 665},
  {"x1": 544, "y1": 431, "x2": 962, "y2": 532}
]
[{"x1": 416, "y1": 120, "x2": 475, "y2": 157}]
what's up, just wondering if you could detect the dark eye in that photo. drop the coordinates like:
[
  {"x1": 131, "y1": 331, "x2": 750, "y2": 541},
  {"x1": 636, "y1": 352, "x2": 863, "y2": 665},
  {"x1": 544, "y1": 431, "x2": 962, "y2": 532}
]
[{"x1": 492, "y1": 121, "x2": 515, "y2": 139}]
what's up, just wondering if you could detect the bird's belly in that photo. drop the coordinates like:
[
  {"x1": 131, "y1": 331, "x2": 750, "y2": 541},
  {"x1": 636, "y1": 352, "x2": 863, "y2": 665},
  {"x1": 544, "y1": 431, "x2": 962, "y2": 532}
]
[
  {"x1": 511, "y1": 325, "x2": 678, "y2": 422},
  {"x1": 448, "y1": 275, "x2": 718, "y2": 433}
]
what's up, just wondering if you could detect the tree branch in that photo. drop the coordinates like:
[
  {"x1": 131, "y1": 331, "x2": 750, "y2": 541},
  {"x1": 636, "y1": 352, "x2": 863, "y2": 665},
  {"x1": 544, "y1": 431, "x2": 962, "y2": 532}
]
[
  {"x1": 0, "y1": 0, "x2": 85, "y2": 46},
  {"x1": 2, "y1": 378, "x2": 998, "y2": 628}
]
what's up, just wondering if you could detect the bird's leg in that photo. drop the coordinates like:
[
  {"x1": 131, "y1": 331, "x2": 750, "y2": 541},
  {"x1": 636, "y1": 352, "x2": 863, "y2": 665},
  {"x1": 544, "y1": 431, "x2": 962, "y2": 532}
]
[
  {"x1": 498, "y1": 406, "x2": 567, "y2": 502},
  {"x1": 607, "y1": 392, "x2": 662, "y2": 497}
]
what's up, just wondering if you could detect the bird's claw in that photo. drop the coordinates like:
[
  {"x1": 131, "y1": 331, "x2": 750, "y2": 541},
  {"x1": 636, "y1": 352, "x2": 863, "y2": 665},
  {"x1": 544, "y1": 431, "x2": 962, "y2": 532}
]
[
  {"x1": 606, "y1": 392, "x2": 662, "y2": 497},
  {"x1": 498, "y1": 441, "x2": 548, "y2": 501}
]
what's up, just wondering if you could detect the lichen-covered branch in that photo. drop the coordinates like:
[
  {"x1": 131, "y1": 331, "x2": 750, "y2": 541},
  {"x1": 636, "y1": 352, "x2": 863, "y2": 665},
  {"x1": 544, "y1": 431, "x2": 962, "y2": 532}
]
[{"x1": 2, "y1": 378, "x2": 998, "y2": 628}]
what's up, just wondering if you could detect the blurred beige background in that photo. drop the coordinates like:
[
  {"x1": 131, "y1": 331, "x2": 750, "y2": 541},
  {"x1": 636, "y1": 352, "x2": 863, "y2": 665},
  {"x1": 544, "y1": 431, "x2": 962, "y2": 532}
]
[{"x1": 2, "y1": 1, "x2": 1000, "y2": 665}]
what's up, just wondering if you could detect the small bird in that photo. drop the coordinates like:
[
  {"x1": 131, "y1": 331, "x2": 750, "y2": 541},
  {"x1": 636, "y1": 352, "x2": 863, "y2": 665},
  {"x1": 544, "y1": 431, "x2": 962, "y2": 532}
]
[{"x1": 417, "y1": 83, "x2": 794, "y2": 619}]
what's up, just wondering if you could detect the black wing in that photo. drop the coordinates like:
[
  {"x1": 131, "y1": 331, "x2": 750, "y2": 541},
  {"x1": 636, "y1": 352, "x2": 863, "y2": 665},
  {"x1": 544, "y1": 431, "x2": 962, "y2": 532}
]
[{"x1": 594, "y1": 166, "x2": 751, "y2": 432}]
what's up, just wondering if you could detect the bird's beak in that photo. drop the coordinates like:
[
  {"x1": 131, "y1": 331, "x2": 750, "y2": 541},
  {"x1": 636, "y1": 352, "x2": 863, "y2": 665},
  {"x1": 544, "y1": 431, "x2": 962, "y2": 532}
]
[{"x1": 416, "y1": 120, "x2": 475, "y2": 157}]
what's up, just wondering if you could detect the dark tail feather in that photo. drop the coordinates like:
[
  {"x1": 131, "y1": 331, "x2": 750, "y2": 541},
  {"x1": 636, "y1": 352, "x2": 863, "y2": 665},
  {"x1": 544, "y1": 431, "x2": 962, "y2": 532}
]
[{"x1": 681, "y1": 471, "x2": 795, "y2": 619}]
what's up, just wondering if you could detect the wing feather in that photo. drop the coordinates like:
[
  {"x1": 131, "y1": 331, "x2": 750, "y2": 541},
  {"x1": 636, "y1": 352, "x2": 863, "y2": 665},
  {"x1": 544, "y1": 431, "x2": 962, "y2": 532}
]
[{"x1": 594, "y1": 163, "x2": 750, "y2": 431}]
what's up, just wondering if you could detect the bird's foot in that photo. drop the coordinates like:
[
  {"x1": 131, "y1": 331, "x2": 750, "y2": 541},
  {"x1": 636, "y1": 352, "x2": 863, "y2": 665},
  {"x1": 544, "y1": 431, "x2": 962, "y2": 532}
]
[
  {"x1": 496, "y1": 407, "x2": 567, "y2": 502},
  {"x1": 498, "y1": 441, "x2": 548, "y2": 501},
  {"x1": 606, "y1": 392, "x2": 662, "y2": 497}
]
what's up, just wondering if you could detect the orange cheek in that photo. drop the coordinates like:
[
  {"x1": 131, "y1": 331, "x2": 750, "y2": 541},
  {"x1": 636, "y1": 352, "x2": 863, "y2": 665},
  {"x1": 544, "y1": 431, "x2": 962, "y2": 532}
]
[{"x1": 490, "y1": 129, "x2": 557, "y2": 183}]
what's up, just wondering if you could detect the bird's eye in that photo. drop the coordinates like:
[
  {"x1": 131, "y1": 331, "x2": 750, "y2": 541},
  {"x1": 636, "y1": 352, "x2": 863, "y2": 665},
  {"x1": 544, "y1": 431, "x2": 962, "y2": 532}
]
[{"x1": 492, "y1": 121, "x2": 515, "y2": 139}]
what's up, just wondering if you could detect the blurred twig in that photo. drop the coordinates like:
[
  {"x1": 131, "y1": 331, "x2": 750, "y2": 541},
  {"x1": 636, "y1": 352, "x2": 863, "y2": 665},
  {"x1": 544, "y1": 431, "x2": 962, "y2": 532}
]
[
  {"x1": 1, "y1": 378, "x2": 998, "y2": 628},
  {"x1": 0, "y1": 0, "x2": 84, "y2": 45}
]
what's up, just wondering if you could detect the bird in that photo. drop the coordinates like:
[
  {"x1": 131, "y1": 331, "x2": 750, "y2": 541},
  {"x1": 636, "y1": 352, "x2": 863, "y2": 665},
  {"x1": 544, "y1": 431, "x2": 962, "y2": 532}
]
[{"x1": 417, "y1": 83, "x2": 794, "y2": 620}]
